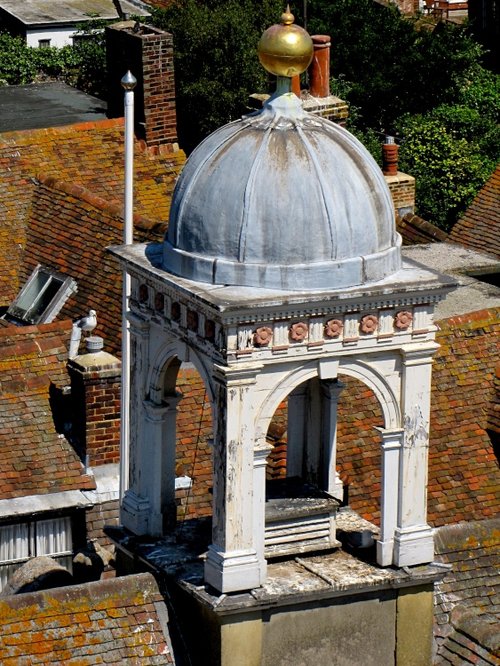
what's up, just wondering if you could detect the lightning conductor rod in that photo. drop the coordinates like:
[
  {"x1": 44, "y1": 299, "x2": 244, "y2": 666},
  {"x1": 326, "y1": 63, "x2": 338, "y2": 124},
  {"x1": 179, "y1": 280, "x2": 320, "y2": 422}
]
[{"x1": 120, "y1": 70, "x2": 137, "y2": 501}]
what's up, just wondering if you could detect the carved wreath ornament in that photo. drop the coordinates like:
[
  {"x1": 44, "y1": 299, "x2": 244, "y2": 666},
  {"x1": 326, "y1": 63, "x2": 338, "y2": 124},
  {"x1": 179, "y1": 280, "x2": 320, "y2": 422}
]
[
  {"x1": 253, "y1": 326, "x2": 273, "y2": 347},
  {"x1": 289, "y1": 322, "x2": 308, "y2": 342},
  {"x1": 394, "y1": 310, "x2": 413, "y2": 330},
  {"x1": 324, "y1": 318, "x2": 343, "y2": 339},
  {"x1": 360, "y1": 314, "x2": 378, "y2": 334}
]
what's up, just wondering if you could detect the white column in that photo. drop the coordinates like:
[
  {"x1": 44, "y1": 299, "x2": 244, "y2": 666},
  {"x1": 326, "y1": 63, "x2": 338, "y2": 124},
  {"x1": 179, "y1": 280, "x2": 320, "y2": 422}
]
[
  {"x1": 304, "y1": 378, "x2": 322, "y2": 486},
  {"x1": 393, "y1": 343, "x2": 439, "y2": 566},
  {"x1": 253, "y1": 439, "x2": 273, "y2": 582},
  {"x1": 287, "y1": 384, "x2": 307, "y2": 477},
  {"x1": 320, "y1": 379, "x2": 345, "y2": 501},
  {"x1": 376, "y1": 427, "x2": 404, "y2": 566},
  {"x1": 142, "y1": 395, "x2": 182, "y2": 536},
  {"x1": 121, "y1": 313, "x2": 151, "y2": 535},
  {"x1": 205, "y1": 364, "x2": 263, "y2": 594}
]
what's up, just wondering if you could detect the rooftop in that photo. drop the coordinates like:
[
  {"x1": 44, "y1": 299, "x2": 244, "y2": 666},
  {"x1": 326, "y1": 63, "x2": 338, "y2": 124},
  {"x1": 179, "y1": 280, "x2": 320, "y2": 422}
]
[
  {"x1": 0, "y1": 573, "x2": 175, "y2": 665},
  {"x1": 0, "y1": 83, "x2": 107, "y2": 133},
  {"x1": 0, "y1": 319, "x2": 95, "y2": 501},
  {"x1": 0, "y1": 0, "x2": 150, "y2": 26},
  {"x1": 403, "y1": 242, "x2": 500, "y2": 319}
]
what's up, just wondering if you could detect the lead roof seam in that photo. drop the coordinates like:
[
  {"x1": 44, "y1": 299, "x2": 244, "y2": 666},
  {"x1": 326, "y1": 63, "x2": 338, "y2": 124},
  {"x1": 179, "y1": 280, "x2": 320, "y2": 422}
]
[
  {"x1": 172, "y1": 122, "x2": 243, "y2": 248},
  {"x1": 295, "y1": 124, "x2": 337, "y2": 259},
  {"x1": 238, "y1": 123, "x2": 275, "y2": 262}
]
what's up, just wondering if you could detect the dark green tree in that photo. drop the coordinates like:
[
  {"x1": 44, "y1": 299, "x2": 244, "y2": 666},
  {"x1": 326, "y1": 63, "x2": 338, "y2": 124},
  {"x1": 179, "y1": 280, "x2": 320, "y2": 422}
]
[{"x1": 151, "y1": 0, "x2": 282, "y2": 152}]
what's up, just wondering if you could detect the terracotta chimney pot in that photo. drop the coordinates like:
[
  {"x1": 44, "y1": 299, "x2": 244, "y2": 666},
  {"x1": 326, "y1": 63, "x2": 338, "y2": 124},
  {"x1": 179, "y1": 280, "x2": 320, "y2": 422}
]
[
  {"x1": 382, "y1": 138, "x2": 399, "y2": 176},
  {"x1": 309, "y1": 35, "x2": 331, "y2": 98}
]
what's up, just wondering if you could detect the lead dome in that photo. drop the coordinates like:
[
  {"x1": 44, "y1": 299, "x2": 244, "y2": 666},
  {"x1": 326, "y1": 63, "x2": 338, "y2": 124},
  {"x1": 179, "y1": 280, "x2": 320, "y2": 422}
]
[{"x1": 163, "y1": 12, "x2": 401, "y2": 291}]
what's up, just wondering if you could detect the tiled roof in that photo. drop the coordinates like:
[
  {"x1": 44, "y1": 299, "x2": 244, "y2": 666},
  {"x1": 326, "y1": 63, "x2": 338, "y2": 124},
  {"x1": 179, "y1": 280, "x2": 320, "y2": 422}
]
[
  {"x1": 396, "y1": 212, "x2": 448, "y2": 245},
  {"x1": 0, "y1": 320, "x2": 95, "y2": 499},
  {"x1": 434, "y1": 518, "x2": 500, "y2": 664},
  {"x1": 20, "y1": 176, "x2": 167, "y2": 355},
  {"x1": 447, "y1": 163, "x2": 500, "y2": 258},
  {"x1": 0, "y1": 120, "x2": 185, "y2": 305},
  {"x1": 0, "y1": 573, "x2": 175, "y2": 665}
]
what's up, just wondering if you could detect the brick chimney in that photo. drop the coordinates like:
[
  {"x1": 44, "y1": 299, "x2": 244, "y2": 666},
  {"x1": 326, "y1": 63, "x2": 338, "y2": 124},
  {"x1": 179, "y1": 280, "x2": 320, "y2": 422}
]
[
  {"x1": 106, "y1": 21, "x2": 178, "y2": 149},
  {"x1": 382, "y1": 136, "x2": 416, "y2": 217},
  {"x1": 67, "y1": 336, "x2": 121, "y2": 468},
  {"x1": 301, "y1": 34, "x2": 348, "y2": 125}
]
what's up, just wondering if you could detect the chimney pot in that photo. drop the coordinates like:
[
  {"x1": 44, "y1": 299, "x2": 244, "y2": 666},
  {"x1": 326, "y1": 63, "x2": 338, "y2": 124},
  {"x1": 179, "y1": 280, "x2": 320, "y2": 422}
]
[
  {"x1": 309, "y1": 35, "x2": 331, "y2": 98},
  {"x1": 382, "y1": 141, "x2": 399, "y2": 176}
]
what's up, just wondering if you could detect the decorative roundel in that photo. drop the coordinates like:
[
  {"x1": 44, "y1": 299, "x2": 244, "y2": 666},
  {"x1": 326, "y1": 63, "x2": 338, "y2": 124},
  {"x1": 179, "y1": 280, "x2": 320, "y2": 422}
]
[
  {"x1": 289, "y1": 322, "x2": 308, "y2": 342},
  {"x1": 253, "y1": 326, "x2": 273, "y2": 347},
  {"x1": 360, "y1": 314, "x2": 378, "y2": 334},
  {"x1": 394, "y1": 310, "x2": 413, "y2": 330},
  {"x1": 324, "y1": 318, "x2": 344, "y2": 339}
]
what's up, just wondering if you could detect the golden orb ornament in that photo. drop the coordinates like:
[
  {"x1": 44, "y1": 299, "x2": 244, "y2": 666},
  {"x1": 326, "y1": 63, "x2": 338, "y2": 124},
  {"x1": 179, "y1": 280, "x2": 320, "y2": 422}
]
[{"x1": 258, "y1": 7, "x2": 313, "y2": 78}]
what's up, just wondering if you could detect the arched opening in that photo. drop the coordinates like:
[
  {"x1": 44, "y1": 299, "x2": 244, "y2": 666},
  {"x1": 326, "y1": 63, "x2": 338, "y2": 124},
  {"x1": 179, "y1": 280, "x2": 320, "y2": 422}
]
[
  {"x1": 145, "y1": 343, "x2": 214, "y2": 534},
  {"x1": 336, "y1": 375, "x2": 383, "y2": 526},
  {"x1": 258, "y1": 361, "x2": 395, "y2": 557},
  {"x1": 265, "y1": 376, "x2": 384, "y2": 524},
  {"x1": 175, "y1": 365, "x2": 213, "y2": 522}
]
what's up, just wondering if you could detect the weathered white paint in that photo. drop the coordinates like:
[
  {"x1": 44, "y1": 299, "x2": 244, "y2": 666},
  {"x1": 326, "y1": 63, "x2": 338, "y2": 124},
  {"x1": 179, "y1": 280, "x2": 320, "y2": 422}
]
[{"x1": 111, "y1": 241, "x2": 455, "y2": 592}]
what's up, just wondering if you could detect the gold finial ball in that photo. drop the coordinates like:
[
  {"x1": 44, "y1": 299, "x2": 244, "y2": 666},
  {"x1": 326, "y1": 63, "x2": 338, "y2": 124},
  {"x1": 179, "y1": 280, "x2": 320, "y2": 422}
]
[{"x1": 258, "y1": 8, "x2": 313, "y2": 78}]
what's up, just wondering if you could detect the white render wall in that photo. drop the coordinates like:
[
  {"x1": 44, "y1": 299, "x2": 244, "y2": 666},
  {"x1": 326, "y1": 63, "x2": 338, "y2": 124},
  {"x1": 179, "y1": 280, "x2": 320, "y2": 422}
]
[{"x1": 26, "y1": 27, "x2": 77, "y2": 48}]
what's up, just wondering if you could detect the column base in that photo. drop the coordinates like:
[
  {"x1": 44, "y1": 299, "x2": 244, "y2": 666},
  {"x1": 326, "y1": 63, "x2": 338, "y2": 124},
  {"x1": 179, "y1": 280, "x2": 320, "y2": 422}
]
[
  {"x1": 376, "y1": 538, "x2": 394, "y2": 567},
  {"x1": 393, "y1": 525, "x2": 434, "y2": 566},
  {"x1": 205, "y1": 545, "x2": 265, "y2": 594},
  {"x1": 120, "y1": 490, "x2": 150, "y2": 535}
]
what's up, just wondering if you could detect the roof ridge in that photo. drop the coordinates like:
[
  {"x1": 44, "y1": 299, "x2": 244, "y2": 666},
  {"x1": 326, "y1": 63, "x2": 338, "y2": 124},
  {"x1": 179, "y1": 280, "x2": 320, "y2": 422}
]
[
  {"x1": 437, "y1": 306, "x2": 500, "y2": 328},
  {"x1": 0, "y1": 118, "x2": 124, "y2": 145},
  {"x1": 35, "y1": 175, "x2": 165, "y2": 234},
  {"x1": 0, "y1": 319, "x2": 73, "y2": 338}
]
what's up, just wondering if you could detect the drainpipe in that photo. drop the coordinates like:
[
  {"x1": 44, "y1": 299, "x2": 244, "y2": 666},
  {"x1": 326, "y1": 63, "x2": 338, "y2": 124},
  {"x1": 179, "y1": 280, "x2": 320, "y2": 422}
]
[{"x1": 120, "y1": 70, "x2": 137, "y2": 501}]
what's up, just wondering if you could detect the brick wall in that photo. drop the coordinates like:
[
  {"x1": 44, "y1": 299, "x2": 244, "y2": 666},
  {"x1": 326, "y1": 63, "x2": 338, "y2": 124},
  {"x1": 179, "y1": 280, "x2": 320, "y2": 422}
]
[
  {"x1": 106, "y1": 22, "x2": 178, "y2": 148},
  {"x1": 86, "y1": 499, "x2": 120, "y2": 547},
  {"x1": 385, "y1": 173, "x2": 416, "y2": 218},
  {"x1": 68, "y1": 357, "x2": 121, "y2": 468}
]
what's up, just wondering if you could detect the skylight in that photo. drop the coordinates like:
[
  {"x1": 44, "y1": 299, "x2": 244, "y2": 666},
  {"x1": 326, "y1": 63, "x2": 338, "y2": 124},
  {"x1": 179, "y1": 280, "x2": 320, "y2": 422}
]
[{"x1": 4, "y1": 265, "x2": 77, "y2": 325}]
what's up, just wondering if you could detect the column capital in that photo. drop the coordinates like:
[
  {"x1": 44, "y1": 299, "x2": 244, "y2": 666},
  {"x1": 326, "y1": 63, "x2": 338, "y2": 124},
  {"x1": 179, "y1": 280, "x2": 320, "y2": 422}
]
[
  {"x1": 375, "y1": 427, "x2": 404, "y2": 449},
  {"x1": 127, "y1": 311, "x2": 150, "y2": 336},
  {"x1": 143, "y1": 396, "x2": 181, "y2": 421},
  {"x1": 213, "y1": 362, "x2": 263, "y2": 386},
  {"x1": 320, "y1": 378, "x2": 346, "y2": 400},
  {"x1": 400, "y1": 342, "x2": 440, "y2": 365}
]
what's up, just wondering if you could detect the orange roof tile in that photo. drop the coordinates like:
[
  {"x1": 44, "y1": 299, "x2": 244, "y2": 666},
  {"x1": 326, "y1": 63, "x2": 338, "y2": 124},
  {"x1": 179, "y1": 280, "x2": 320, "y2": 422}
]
[
  {"x1": 396, "y1": 212, "x2": 448, "y2": 245},
  {"x1": 0, "y1": 119, "x2": 185, "y2": 305},
  {"x1": 0, "y1": 320, "x2": 95, "y2": 499},
  {"x1": 448, "y1": 164, "x2": 500, "y2": 258},
  {"x1": 0, "y1": 573, "x2": 175, "y2": 665}
]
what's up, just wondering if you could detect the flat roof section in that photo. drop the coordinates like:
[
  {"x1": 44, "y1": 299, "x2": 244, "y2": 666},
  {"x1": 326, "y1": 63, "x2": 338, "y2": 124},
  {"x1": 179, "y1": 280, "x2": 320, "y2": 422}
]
[
  {"x1": 0, "y1": 82, "x2": 107, "y2": 132},
  {"x1": 0, "y1": 0, "x2": 150, "y2": 25}
]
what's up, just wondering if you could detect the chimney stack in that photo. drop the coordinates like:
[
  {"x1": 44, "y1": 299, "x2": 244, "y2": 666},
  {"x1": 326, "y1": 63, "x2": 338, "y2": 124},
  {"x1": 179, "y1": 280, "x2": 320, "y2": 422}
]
[
  {"x1": 67, "y1": 336, "x2": 121, "y2": 468},
  {"x1": 106, "y1": 22, "x2": 178, "y2": 150},
  {"x1": 382, "y1": 136, "x2": 416, "y2": 217}
]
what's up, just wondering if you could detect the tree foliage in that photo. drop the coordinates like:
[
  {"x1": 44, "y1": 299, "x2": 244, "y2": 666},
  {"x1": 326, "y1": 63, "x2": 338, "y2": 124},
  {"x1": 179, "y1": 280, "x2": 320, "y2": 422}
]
[
  {"x1": 151, "y1": 0, "x2": 282, "y2": 151},
  {"x1": 0, "y1": 1, "x2": 497, "y2": 230},
  {"x1": 0, "y1": 25, "x2": 107, "y2": 99}
]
